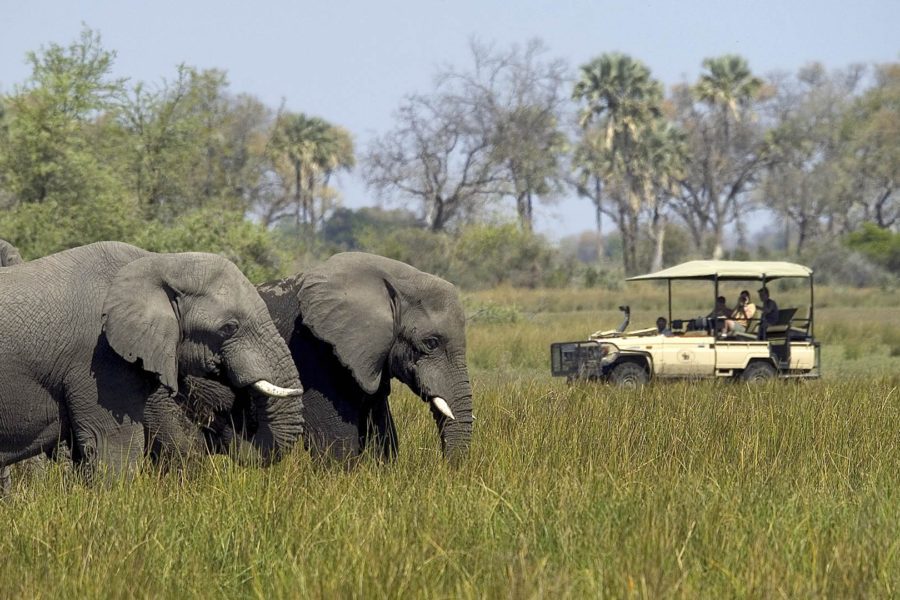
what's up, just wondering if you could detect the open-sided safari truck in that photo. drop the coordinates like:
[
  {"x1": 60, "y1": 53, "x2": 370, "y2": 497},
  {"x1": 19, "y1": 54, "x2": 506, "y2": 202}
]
[{"x1": 551, "y1": 260, "x2": 821, "y2": 385}]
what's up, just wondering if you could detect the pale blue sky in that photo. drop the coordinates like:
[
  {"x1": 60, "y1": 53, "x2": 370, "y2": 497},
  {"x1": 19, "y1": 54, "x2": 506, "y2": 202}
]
[{"x1": 2, "y1": 0, "x2": 898, "y2": 239}]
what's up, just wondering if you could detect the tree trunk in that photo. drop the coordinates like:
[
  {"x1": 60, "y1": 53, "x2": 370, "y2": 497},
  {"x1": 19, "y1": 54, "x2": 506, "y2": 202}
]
[
  {"x1": 650, "y1": 207, "x2": 665, "y2": 272},
  {"x1": 594, "y1": 179, "x2": 604, "y2": 263},
  {"x1": 517, "y1": 192, "x2": 533, "y2": 233},
  {"x1": 294, "y1": 163, "x2": 302, "y2": 237},
  {"x1": 428, "y1": 197, "x2": 446, "y2": 231},
  {"x1": 712, "y1": 201, "x2": 725, "y2": 259}
]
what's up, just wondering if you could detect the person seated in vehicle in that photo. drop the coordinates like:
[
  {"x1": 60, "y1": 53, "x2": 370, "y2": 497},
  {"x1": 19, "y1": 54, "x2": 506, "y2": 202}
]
[
  {"x1": 757, "y1": 286, "x2": 779, "y2": 339},
  {"x1": 708, "y1": 295, "x2": 731, "y2": 319},
  {"x1": 724, "y1": 290, "x2": 756, "y2": 335},
  {"x1": 656, "y1": 316, "x2": 673, "y2": 336}
]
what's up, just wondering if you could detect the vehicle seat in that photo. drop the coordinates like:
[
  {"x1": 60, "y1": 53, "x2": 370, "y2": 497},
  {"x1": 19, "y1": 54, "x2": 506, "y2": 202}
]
[{"x1": 760, "y1": 307, "x2": 798, "y2": 340}]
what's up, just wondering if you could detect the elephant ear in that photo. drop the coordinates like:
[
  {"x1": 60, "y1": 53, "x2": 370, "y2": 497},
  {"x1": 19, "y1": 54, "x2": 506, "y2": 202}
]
[
  {"x1": 298, "y1": 255, "x2": 398, "y2": 395},
  {"x1": 102, "y1": 256, "x2": 181, "y2": 395}
]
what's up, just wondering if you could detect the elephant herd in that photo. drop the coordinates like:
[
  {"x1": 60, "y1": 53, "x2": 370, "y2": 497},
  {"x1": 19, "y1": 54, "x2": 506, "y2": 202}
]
[{"x1": 0, "y1": 239, "x2": 473, "y2": 492}]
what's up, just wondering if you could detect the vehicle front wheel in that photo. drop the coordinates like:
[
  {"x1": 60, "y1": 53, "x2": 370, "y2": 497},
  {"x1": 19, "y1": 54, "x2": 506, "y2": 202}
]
[
  {"x1": 609, "y1": 361, "x2": 649, "y2": 387},
  {"x1": 741, "y1": 361, "x2": 776, "y2": 382}
]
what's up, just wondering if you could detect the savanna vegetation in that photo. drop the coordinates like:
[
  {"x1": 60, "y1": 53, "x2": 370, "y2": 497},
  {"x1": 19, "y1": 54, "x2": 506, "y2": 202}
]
[
  {"x1": 3, "y1": 27, "x2": 900, "y2": 599},
  {"x1": 2, "y1": 28, "x2": 900, "y2": 287},
  {"x1": 2, "y1": 284, "x2": 899, "y2": 599}
]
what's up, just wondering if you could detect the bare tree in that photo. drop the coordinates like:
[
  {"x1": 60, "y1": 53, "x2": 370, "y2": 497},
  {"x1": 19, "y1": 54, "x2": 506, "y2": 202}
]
[
  {"x1": 364, "y1": 87, "x2": 501, "y2": 230},
  {"x1": 440, "y1": 39, "x2": 569, "y2": 232},
  {"x1": 363, "y1": 38, "x2": 568, "y2": 232},
  {"x1": 669, "y1": 56, "x2": 768, "y2": 259}
]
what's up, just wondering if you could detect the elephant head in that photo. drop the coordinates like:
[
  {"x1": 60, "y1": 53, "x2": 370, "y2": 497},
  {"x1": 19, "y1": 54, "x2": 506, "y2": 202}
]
[
  {"x1": 100, "y1": 252, "x2": 304, "y2": 460},
  {"x1": 293, "y1": 252, "x2": 473, "y2": 460}
]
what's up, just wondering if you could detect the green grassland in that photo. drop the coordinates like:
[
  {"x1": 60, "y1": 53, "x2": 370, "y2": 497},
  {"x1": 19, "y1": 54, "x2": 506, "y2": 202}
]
[{"x1": 3, "y1": 285, "x2": 900, "y2": 598}]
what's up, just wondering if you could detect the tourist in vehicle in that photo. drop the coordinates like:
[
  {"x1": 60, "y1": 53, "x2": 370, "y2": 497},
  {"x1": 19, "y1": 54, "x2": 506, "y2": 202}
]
[
  {"x1": 757, "y1": 287, "x2": 779, "y2": 339},
  {"x1": 724, "y1": 290, "x2": 756, "y2": 335},
  {"x1": 656, "y1": 316, "x2": 673, "y2": 336},
  {"x1": 708, "y1": 296, "x2": 731, "y2": 319}
]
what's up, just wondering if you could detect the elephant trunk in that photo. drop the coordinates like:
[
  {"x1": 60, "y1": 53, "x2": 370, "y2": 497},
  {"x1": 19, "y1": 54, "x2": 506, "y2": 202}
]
[
  {"x1": 428, "y1": 376, "x2": 473, "y2": 462},
  {"x1": 251, "y1": 393, "x2": 304, "y2": 463},
  {"x1": 223, "y1": 322, "x2": 305, "y2": 463}
]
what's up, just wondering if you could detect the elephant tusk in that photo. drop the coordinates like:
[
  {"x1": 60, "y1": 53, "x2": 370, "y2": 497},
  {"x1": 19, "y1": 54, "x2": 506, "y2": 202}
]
[
  {"x1": 252, "y1": 380, "x2": 303, "y2": 398},
  {"x1": 431, "y1": 396, "x2": 455, "y2": 420}
]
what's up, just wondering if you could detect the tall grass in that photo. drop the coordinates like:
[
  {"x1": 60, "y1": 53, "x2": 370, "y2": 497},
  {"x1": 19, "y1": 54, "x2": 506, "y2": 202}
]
[{"x1": 2, "y1": 287, "x2": 900, "y2": 598}]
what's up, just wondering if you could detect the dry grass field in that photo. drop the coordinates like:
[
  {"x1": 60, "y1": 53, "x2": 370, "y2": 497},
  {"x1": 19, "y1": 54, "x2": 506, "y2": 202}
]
[{"x1": 2, "y1": 283, "x2": 899, "y2": 598}]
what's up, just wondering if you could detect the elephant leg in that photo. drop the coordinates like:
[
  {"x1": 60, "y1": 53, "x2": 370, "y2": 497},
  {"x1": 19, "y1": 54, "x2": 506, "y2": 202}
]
[
  {"x1": 67, "y1": 376, "x2": 146, "y2": 482},
  {"x1": 0, "y1": 466, "x2": 9, "y2": 496},
  {"x1": 362, "y1": 398, "x2": 398, "y2": 462},
  {"x1": 301, "y1": 388, "x2": 362, "y2": 464}
]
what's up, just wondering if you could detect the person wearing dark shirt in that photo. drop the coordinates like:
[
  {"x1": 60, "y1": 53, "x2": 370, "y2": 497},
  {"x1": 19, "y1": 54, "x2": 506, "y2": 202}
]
[{"x1": 757, "y1": 286, "x2": 779, "y2": 339}]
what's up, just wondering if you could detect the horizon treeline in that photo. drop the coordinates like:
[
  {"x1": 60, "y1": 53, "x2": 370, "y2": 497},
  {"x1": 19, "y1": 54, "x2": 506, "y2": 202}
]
[{"x1": 1, "y1": 28, "x2": 898, "y2": 287}]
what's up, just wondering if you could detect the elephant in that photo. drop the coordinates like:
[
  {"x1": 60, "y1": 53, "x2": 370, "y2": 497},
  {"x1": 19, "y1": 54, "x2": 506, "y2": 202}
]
[
  {"x1": 0, "y1": 239, "x2": 24, "y2": 491},
  {"x1": 184, "y1": 252, "x2": 474, "y2": 463},
  {"x1": 0, "y1": 241, "x2": 304, "y2": 485}
]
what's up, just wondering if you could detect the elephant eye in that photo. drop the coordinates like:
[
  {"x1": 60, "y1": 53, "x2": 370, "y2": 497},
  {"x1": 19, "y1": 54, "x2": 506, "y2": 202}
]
[
  {"x1": 219, "y1": 321, "x2": 240, "y2": 338},
  {"x1": 423, "y1": 336, "x2": 441, "y2": 351}
]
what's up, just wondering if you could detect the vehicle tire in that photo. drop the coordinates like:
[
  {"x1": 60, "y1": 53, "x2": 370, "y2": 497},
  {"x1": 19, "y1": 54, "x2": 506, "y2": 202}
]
[
  {"x1": 609, "y1": 361, "x2": 649, "y2": 387},
  {"x1": 741, "y1": 361, "x2": 775, "y2": 382}
]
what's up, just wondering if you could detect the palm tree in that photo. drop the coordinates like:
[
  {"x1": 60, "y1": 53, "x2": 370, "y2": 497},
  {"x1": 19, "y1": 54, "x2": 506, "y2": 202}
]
[
  {"x1": 269, "y1": 113, "x2": 354, "y2": 236},
  {"x1": 691, "y1": 55, "x2": 765, "y2": 259},
  {"x1": 694, "y1": 55, "x2": 764, "y2": 122},
  {"x1": 572, "y1": 53, "x2": 663, "y2": 274}
]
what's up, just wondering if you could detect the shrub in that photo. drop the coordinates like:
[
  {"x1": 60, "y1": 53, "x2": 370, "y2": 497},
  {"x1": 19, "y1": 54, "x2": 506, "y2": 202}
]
[
  {"x1": 0, "y1": 196, "x2": 143, "y2": 259},
  {"x1": 799, "y1": 237, "x2": 896, "y2": 287},
  {"x1": 845, "y1": 222, "x2": 900, "y2": 273},
  {"x1": 448, "y1": 223, "x2": 573, "y2": 290},
  {"x1": 131, "y1": 207, "x2": 288, "y2": 283}
]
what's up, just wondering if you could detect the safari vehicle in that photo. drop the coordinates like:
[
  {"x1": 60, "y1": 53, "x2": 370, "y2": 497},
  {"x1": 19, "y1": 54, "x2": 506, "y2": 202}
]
[{"x1": 551, "y1": 261, "x2": 821, "y2": 385}]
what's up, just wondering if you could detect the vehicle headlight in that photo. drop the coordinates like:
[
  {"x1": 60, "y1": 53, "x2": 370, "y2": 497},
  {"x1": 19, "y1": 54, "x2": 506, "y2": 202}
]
[{"x1": 599, "y1": 342, "x2": 620, "y2": 364}]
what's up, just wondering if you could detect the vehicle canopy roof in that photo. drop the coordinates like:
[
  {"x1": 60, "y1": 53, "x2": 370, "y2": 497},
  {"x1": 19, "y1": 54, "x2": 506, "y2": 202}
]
[{"x1": 626, "y1": 260, "x2": 812, "y2": 282}]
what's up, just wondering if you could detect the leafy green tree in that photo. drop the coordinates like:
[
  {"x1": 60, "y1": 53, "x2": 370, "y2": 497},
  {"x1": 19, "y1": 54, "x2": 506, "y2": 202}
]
[
  {"x1": 0, "y1": 27, "x2": 138, "y2": 257},
  {"x1": 119, "y1": 66, "x2": 269, "y2": 220},
  {"x1": 841, "y1": 62, "x2": 900, "y2": 230},
  {"x1": 572, "y1": 53, "x2": 664, "y2": 274},
  {"x1": 448, "y1": 223, "x2": 563, "y2": 288}
]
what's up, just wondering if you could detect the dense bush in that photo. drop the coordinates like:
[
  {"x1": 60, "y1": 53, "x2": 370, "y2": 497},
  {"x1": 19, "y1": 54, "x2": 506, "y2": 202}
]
[
  {"x1": 800, "y1": 236, "x2": 897, "y2": 287},
  {"x1": 845, "y1": 222, "x2": 900, "y2": 274},
  {"x1": 353, "y1": 222, "x2": 579, "y2": 290},
  {"x1": 132, "y1": 207, "x2": 289, "y2": 283}
]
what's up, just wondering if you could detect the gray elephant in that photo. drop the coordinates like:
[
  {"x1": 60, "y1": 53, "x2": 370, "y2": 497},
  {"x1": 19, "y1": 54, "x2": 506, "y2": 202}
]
[
  {"x1": 0, "y1": 239, "x2": 25, "y2": 491},
  {"x1": 0, "y1": 241, "x2": 303, "y2": 485},
  {"x1": 186, "y1": 252, "x2": 473, "y2": 463}
]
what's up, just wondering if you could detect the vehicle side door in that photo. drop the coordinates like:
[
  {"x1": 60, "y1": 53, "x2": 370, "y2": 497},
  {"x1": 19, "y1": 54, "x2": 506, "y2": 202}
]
[{"x1": 660, "y1": 335, "x2": 716, "y2": 377}]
